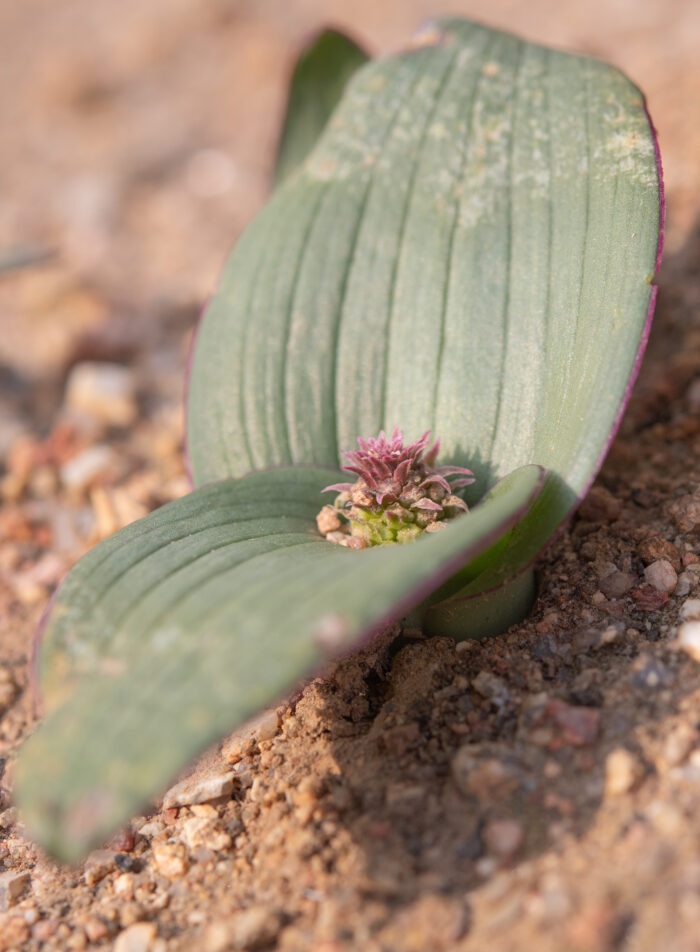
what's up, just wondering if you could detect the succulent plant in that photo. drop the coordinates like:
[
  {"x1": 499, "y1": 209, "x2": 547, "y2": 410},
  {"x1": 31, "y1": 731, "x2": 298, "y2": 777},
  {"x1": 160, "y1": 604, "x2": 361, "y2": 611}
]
[{"x1": 15, "y1": 18, "x2": 663, "y2": 861}]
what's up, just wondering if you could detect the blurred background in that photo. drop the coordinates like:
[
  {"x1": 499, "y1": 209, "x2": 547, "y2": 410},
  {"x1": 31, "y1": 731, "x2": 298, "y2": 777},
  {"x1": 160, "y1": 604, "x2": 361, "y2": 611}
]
[
  {"x1": 0, "y1": 0, "x2": 698, "y2": 592},
  {"x1": 1, "y1": 0, "x2": 698, "y2": 370}
]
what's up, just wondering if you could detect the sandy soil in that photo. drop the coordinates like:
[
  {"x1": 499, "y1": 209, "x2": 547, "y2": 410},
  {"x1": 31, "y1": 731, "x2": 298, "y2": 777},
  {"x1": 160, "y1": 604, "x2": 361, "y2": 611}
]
[{"x1": 1, "y1": 1, "x2": 699, "y2": 950}]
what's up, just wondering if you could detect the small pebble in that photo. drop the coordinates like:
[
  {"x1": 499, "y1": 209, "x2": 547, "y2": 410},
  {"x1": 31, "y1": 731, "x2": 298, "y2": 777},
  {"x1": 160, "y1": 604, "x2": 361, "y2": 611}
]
[
  {"x1": 644, "y1": 559, "x2": 678, "y2": 593},
  {"x1": 638, "y1": 537, "x2": 681, "y2": 571},
  {"x1": 472, "y1": 671, "x2": 508, "y2": 701},
  {"x1": 0, "y1": 870, "x2": 30, "y2": 910},
  {"x1": 83, "y1": 850, "x2": 116, "y2": 886},
  {"x1": 451, "y1": 748, "x2": 520, "y2": 801},
  {"x1": 114, "y1": 873, "x2": 135, "y2": 900},
  {"x1": 316, "y1": 505, "x2": 342, "y2": 535},
  {"x1": 1, "y1": 916, "x2": 30, "y2": 947},
  {"x1": 162, "y1": 771, "x2": 235, "y2": 809},
  {"x1": 546, "y1": 699, "x2": 600, "y2": 747},
  {"x1": 83, "y1": 917, "x2": 109, "y2": 943},
  {"x1": 108, "y1": 827, "x2": 136, "y2": 852},
  {"x1": 113, "y1": 921, "x2": 157, "y2": 952},
  {"x1": 604, "y1": 748, "x2": 644, "y2": 797},
  {"x1": 203, "y1": 907, "x2": 282, "y2": 951},
  {"x1": 180, "y1": 816, "x2": 232, "y2": 852},
  {"x1": 60, "y1": 445, "x2": 116, "y2": 491},
  {"x1": 633, "y1": 584, "x2": 669, "y2": 611},
  {"x1": 680, "y1": 598, "x2": 700, "y2": 621},
  {"x1": 599, "y1": 572, "x2": 636, "y2": 599},
  {"x1": 675, "y1": 622, "x2": 700, "y2": 663},
  {"x1": 646, "y1": 800, "x2": 684, "y2": 836},
  {"x1": 670, "y1": 495, "x2": 700, "y2": 534},
  {"x1": 482, "y1": 819, "x2": 524, "y2": 859},
  {"x1": 0, "y1": 808, "x2": 17, "y2": 830},
  {"x1": 151, "y1": 842, "x2": 188, "y2": 879},
  {"x1": 64, "y1": 361, "x2": 137, "y2": 427},
  {"x1": 676, "y1": 573, "x2": 696, "y2": 597}
]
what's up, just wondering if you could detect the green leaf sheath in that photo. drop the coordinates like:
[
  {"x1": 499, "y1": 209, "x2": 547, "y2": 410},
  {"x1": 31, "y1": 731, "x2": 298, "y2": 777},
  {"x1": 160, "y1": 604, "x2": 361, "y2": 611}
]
[
  {"x1": 275, "y1": 29, "x2": 369, "y2": 185},
  {"x1": 16, "y1": 465, "x2": 543, "y2": 860},
  {"x1": 188, "y1": 16, "x2": 660, "y2": 549}
]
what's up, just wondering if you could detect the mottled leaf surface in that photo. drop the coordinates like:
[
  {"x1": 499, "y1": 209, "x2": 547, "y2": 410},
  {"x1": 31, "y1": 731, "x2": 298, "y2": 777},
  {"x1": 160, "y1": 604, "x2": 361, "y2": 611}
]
[{"x1": 16, "y1": 465, "x2": 543, "y2": 859}]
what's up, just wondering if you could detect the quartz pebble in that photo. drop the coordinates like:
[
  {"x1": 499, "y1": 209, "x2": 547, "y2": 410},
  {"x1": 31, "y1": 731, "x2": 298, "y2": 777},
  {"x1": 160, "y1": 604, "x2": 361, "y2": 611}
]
[
  {"x1": 675, "y1": 622, "x2": 700, "y2": 662},
  {"x1": 64, "y1": 362, "x2": 137, "y2": 427},
  {"x1": 181, "y1": 816, "x2": 232, "y2": 852},
  {"x1": 676, "y1": 573, "x2": 696, "y2": 597},
  {"x1": 60, "y1": 445, "x2": 116, "y2": 491},
  {"x1": 670, "y1": 495, "x2": 700, "y2": 534},
  {"x1": 0, "y1": 870, "x2": 30, "y2": 909},
  {"x1": 604, "y1": 748, "x2": 644, "y2": 796},
  {"x1": 162, "y1": 771, "x2": 235, "y2": 809},
  {"x1": 680, "y1": 598, "x2": 700, "y2": 621},
  {"x1": 644, "y1": 559, "x2": 678, "y2": 593},
  {"x1": 113, "y1": 921, "x2": 157, "y2": 952},
  {"x1": 151, "y1": 842, "x2": 188, "y2": 879}
]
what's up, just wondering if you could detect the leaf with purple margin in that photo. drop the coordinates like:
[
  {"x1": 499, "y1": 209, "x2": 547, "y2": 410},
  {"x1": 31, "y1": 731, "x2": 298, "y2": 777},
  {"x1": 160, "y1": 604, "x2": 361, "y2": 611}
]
[
  {"x1": 16, "y1": 464, "x2": 543, "y2": 859},
  {"x1": 16, "y1": 16, "x2": 662, "y2": 860}
]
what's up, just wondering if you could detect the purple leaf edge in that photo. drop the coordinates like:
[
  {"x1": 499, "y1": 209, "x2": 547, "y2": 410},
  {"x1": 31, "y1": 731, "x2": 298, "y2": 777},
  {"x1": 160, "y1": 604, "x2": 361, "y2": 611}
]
[
  {"x1": 32, "y1": 98, "x2": 664, "y2": 715},
  {"x1": 436, "y1": 100, "x2": 665, "y2": 607}
]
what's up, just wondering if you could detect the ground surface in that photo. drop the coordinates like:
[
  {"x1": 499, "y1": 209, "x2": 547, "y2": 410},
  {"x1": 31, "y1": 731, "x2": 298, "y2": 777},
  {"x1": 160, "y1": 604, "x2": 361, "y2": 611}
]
[{"x1": 1, "y1": 1, "x2": 700, "y2": 950}]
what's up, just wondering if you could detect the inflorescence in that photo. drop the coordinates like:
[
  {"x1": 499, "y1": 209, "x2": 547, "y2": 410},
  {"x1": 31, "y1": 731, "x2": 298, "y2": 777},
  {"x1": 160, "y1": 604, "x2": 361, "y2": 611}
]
[{"x1": 317, "y1": 428, "x2": 474, "y2": 549}]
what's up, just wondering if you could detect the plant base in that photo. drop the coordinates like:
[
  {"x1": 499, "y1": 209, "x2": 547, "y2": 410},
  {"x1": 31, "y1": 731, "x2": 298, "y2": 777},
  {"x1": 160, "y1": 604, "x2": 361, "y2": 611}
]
[{"x1": 421, "y1": 567, "x2": 536, "y2": 641}]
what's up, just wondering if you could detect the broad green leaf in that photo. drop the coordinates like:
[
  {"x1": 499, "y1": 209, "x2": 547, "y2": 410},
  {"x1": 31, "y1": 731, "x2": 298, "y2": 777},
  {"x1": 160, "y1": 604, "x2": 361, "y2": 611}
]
[
  {"x1": 188, "y1": 17, "x2": 661, "y2": 600},
  {"x1": 16, "y1": 464, "x2": 543, "y2": 859},
  {"x1": 275, "y1": 29, "x2": 369, "y2": 185}
]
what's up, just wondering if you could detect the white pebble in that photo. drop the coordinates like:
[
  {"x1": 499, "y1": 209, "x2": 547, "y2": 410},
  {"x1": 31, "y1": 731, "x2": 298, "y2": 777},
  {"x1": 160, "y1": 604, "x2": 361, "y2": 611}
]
[
  {"x1": 604, "y1": 748, "x2": 644, "y2": 796},
  {"x1": 0, "y1": 869, "x2": 30, "y2": 907},
  {"x1": 113, "y1": 922, "x2": 157, "y2": 952},
  {"x1": 64, "y1": 361, "x2": 137, "y2": 427},
  {"x1": 676, "y1": 621, "x2": 700, "y2": 663},
  {"x1": 644, "y1": 559, "x2": 678, "y2": 593},
  {"x1": 60, "y1": 445, "x2": 115, "y2": 491},
  {"x1": 680, "y1": 599, "x2": 700, "y2": 621},
  {"x1": 162, "y1": 770, "x2": 235, "y2": 809}
]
